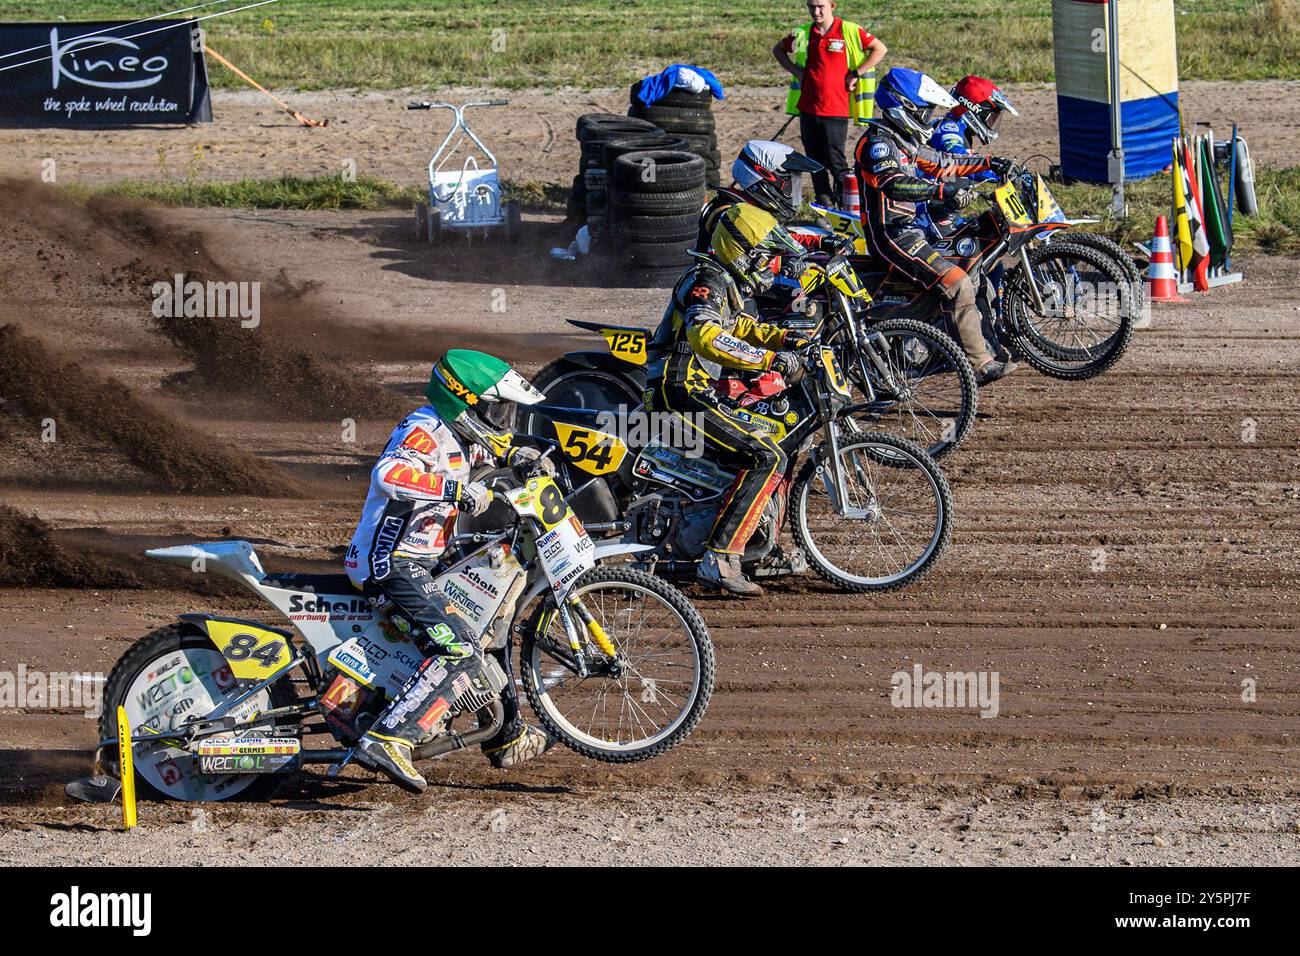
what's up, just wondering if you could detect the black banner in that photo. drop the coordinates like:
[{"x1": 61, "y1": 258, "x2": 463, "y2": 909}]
[{"x1": 0, "y1": 20, "x2": 212, "y2": 126}]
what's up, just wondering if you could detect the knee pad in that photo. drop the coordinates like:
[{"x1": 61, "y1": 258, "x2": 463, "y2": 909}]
[{"x1": 940, "y1": 272, "x2": 976, "y2": 306}]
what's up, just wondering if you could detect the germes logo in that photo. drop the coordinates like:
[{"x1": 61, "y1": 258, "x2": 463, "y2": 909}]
[{"x1": 49, "y1": 28, "x2": 170, "y2": 91}]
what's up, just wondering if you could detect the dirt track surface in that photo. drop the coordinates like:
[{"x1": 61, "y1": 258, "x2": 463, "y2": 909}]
[
  {"x1": 1, "y1": 80, "x2": 1298, "y2": 187},
  {"x1": 1, "y1": 187, "x2": 1298, "y2": 865}
]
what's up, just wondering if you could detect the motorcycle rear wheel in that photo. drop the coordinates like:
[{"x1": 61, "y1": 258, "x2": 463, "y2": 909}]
[
  {"x1": 519, "y1": 567, "x2": 714, "y2": 762},
  {"x1": 791, "y1": 432, "x2": 952, "y2": 592},
  {"x1": 99, "y1": 623, "x2": 298, "y2": 802},
  {"x1": 517, "y1": 358, "x2": 644, "y2": 442}
]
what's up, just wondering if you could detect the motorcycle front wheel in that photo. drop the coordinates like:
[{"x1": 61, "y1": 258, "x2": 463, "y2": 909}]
[
  {"x1": 791, "y1": 432, "x2": 952, "y2": 592},
  {"x1": 1004, "y1": 243, "x2": 1135, "y2": 380},
  {"x1": 843, "y1": 317, "x2": 978, "y2": 459},
  {"x1": 519, "y1": 567, "x2": 714, "y2": 762}
]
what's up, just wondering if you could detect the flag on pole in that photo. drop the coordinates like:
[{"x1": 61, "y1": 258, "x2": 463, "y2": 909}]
[
  {"x1": 1197, "y1": 134, "x2": 1232, "y2": 269},
  {"x1": 1181, "y1": 138, "x2": 1211, "y2": 291},
  {"x1": 1171, "y1": 138, "x2": 1195, "y2": 273}
]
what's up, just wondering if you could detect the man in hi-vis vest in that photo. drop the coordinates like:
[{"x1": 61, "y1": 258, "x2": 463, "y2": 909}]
[{"x1": 773, "y1": 0, "x2": 887, "y2": 205}]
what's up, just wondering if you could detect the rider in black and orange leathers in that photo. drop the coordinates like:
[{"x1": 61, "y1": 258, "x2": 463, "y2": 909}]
[{"x1": 854, "y1": 67, "x2": 1018, "y2": 385}]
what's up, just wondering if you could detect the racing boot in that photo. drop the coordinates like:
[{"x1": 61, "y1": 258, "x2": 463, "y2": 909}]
[
  {"x1": 696, "y1": 549, "x2": 764, "y2": 597},
  {"x1": 355, "y1": 653, "x2": 460, "y2": 794},
  {"x1": 483, "y1": 724, "x2": 556, "y2": 769},
  {"x1": 975, "y1": 359, "x2": 1018, "y2": 386},
  {"x1": 355, "y1": 734, "x2": 427, "y2": 794},
  {"x1": 751, "y1": 545, "x2": 808, "y2": 580}
]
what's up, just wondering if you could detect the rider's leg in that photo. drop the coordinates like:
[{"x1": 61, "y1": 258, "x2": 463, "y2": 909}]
[
  {"x1": 870, "y1": 225, "x2": 999, "y2": 370},
  {"x1": 937, "y1": 265, "x2": 996, "y2": 369},
  {"x1": 660, "y1": 380, "x2": 787, "y2": 596},
  {"x1": 356, "y1": 558, "x2": 482, "y2": 793},
  {"x1": 479, "y1": 645, "x2": 553, "y2": 769}
]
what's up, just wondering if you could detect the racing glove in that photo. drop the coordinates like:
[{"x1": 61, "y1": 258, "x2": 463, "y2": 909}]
[
  {"x1": 770, "y1": 351, "x2": 806, "y2": 383},
  {"x1": 506, "y1": 445, "x2": 556, "y2": 478},
  {"x1": 458, "y1": 480, "x2": 492, "y2": 516},
  {"x1": 819, "y1": 233, "x2": 854, "y2": 256},
  {"x1": 782, "y1": 329, "x2": 815, "y2": 349},
  {"x1": 943, "y1": 183, "x2": 979, "y2": 211},
  {"x1": 778, "y1": 254, "x2": 810, "y2": 282},
  {"x1": 989, "y1": 156, "x2": 1017, "y2": 178}
]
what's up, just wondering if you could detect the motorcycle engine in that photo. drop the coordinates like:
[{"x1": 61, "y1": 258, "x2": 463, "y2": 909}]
[{"x1": 669, "y1": 493, "x2": 782, "y2": 562}]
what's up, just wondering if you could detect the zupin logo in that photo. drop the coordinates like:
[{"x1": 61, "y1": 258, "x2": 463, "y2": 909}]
[{"x1": 49, "y1": 28, "x2": 170, "y2": 90}]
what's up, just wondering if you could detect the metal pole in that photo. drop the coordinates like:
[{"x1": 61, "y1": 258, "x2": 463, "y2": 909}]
[{"x1": 1107, "y1": 0, "x2": 1126, "y2": 216}]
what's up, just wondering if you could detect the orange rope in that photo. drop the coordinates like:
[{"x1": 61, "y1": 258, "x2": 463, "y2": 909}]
[{"x1": 203, "y1": 44, "x2": 327, "y2": 127}]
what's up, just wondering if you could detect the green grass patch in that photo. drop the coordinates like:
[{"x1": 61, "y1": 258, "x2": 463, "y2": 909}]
[
  {"x1": 0, "y1": 0, "x2": 1295, "y2": 89},
  {"x1": 65, "y1": 173, "x2": 568, "y2": 212}
]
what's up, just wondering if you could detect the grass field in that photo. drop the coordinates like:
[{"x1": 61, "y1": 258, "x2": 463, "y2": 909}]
[{"x1": 0, "y1": 0, "x2": 1296, "y2": 90}]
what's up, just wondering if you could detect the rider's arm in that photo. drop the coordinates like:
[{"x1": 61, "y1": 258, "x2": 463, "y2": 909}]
[
  {"x1": 858, "y1": 137, "x2": 947, "y2": 204},
  {"x1": 374, "y1": 451, "x2": 464, "y2": 503},
  {"x1": 683, "y1": 278, "x2": 785, "y2": 372},
  {"x1": 911, "y1": 141, "x2": 994, "y2": 181},
  {"x1": 930, "y1": 121, "x2": 996, "y2": 182},
  {"x1": 688, "y1": 311, "x2": 782, "y2": 372}
]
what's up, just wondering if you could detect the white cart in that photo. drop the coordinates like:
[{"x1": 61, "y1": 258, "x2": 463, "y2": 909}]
[{"x1": 407, "y1": 99, "x2": 521, "y2": 242}]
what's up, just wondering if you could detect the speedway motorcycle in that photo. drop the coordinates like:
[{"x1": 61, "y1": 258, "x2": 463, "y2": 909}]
[
  {"x1": 522, "y1": 262, "x2": 976, "y2": 461},
  {"x1": 83, "y1": 464, "x2": 713, "y2": 803},
  {"x1": 527, "y1": 340, "x2": 953, "y2": 593},
  {"x1": 809, "y1": 167, "x2": 1136, "y2": 381}
]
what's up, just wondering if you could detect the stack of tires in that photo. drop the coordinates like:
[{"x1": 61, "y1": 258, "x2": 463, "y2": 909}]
[
  {"x1": 628, "y1": 81, "x2": 721, "y2": 189},
  {"x1": 573, "y1": 114, "x2": 662, "y2": 244},
  {"x1": 608, "y1": 149, "x2": 707, "y2": 286}
]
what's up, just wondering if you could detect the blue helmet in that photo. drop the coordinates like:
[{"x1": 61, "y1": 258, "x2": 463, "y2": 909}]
[{"x1": 874, "y1": 68, "x2": 959, "y2": 144}]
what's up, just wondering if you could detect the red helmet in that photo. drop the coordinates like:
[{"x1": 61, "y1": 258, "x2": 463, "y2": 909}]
[{"x1": 950, "y1": 75, "x2": 1019, "y2": 145}]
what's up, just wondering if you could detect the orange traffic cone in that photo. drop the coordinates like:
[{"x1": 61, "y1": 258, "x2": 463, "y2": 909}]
[{"x1": 1146, "y1": 215, "x2": 1187, "y2": 303}]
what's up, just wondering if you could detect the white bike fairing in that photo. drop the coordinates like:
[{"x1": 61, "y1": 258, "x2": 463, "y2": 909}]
[{"x1": 345, "y1": 405, "x2": 489, "y2": 586}]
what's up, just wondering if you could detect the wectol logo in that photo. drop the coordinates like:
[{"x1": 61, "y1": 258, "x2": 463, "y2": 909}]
[{"x1": 48, "y1": 28, "x2": 170, "y2": 91}]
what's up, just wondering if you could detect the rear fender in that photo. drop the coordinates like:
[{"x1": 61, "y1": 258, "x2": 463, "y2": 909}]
[
  {"x1": 566, "y1": 321, "x2": 651, "y2": 366},
  {"x1": 558, "y1": 350, "x2": 650, "y2": 383},
  {"x1": 180, "y1": 613, "x2": 298, "y2": 682}
]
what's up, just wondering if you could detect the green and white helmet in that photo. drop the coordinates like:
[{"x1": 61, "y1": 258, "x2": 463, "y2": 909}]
[{"x1": 425, "y1": 349, "x2": 545, "y2": 433}]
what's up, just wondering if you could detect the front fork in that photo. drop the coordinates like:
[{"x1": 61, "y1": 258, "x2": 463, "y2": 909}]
[
  {"x1": 556, "y1": 595, "x2": 619, "y2": 680},
  {"x1": 1017, "y1": 244, "x2": 1048, "y2": 315}
]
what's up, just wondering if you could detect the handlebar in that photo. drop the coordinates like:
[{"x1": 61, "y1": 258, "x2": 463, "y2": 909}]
[{"x1": 406, "y1": 99, "x2": 509, "y2": 111}]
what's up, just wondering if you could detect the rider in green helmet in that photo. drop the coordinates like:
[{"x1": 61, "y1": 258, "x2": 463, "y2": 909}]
[{"x1": 345, "y1": 350, "x2": 554, "y2": 792}]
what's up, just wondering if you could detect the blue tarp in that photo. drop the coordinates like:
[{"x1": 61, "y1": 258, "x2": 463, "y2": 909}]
[
  {"x1": 1057, "y1": 91, "x2": 1180, "y2": 183},
  {"x1": 634, "y1": 65, "x2": 725, "y2": 107}
]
